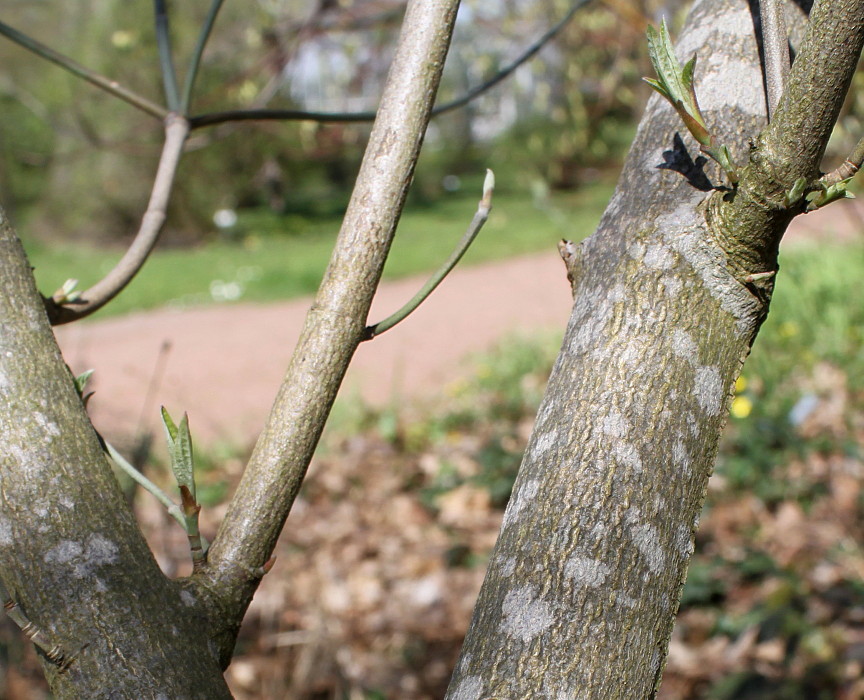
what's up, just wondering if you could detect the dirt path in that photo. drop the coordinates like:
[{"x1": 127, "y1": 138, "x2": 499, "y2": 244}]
[
  {"x1": 54, "y1": 200, "x2": 862, "y2": 450},
  {"x1": 56, "y1": 252, "x2": 574, "y2": 449}
]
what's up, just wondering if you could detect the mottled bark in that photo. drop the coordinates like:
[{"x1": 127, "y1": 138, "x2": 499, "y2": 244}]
[
  {"x1": 447, "y1": 0, "x2": 864, "y2": 697},
  {"x1": 0, "y1": 212, "x2": 232, "y2": 698}
]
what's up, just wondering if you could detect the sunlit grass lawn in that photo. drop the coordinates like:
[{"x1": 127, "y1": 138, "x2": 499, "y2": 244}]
[{"x1": 22, "y1": 178, "x2": 614, "y2": 318}]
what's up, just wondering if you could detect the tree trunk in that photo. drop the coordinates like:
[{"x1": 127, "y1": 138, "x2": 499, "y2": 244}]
[
  {"x1": 447, "y1": 0, "x2": 864, "y2": 696},
  {"x1": 0, "y1": 212, "x2": 232, "y2": 697}
]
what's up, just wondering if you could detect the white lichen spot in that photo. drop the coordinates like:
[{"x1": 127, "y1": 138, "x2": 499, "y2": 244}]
[
  {"x1": 671, "y1": 330, "x2": 697, "y2": 363},
  {"x1": 601, "y1": 409, "x2": 628, "y2": 438},
  {"x1": 694, "y1": 366, "x2": 723, "y2": 416},
  {"x1": 44, "y1": 533, "x2": 118, "y2": 578},
  {"x1": 180, "y1": 590, "x2": 197, "y2": 607},
  {"x1": 450, "y1": 675, "x2": 484, "y2": 700},
  {"x1": 613, "y1": 589, "x2": 639, "y2": 608},
  {"x1": 86, "y1": 533, "x2": 118, "y2": 565},
  {"x1": 677, "y1": 524, "x2": 695, "y2": 558},
  {"x1": 502, "y1": 479, "x2": 540, "y2": 528},
  {"x1": 565, "y1": 555, "x2": 611, "y2": 588},
  {"x1": 672, "y1": 440, "x2": 691, "y2": 474},
  {"x1": 613, "y1": 441, "x2": 643, "y2": 473},
  {"x1": 663, "y1": 275, "x2": 683, "y2": 298},
  {"x1": 45, "y1": 540, "x2": 83, "y2": 565},
  {"x1": 0, "y1": 517, "x2": 13, "y2": 546},
  {"x1": 33, "y1": 500, "x2": 49, "y2": 518},
  {"x1": 501, "y1": 586, "x2": 554, "y2": 643},
  {"x1": 643, "y1": 244, "x2": 674, "y2": 270},
  {"x1": 58, "y1": 494, "x2": 75, "y2": 510},
  {"x1": 33, "y1": 412, "x2": 61, "y2": 438},
  {"x1": 628, "y1": 241, "x2": 646, "y2": 261},
  {"x1": 529, "y1": 430, "x2": 557, "y2": 460},
  {"x1": 625, "y1": 508, "x2": 666, "y2": 574},
  {"x1": 498, "y1": 556, "x2": 517, "y2": 578}
]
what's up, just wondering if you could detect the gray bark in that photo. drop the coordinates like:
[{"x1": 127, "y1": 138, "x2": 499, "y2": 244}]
[
  {"x1": 0, "y1": 0, "x2": 459, "y2": 695},
  {"x1": 447, "y1": 0, "x2": 864, "y2": 696},
  {"x1": 0, "y1": 211, "x2": 232, "y2": 697}
]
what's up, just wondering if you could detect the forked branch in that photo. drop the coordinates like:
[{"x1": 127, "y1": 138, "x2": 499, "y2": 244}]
[{"x1": 198, "y1": 1, "x2": 461, "y2": 662}]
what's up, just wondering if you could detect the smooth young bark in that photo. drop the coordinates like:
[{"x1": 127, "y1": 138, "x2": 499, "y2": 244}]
[
  {"x1": 447, "y1": 0, "x2": 864, "y2": 697},
  {"x1": 197, "y1": 0, "x2": 461, "y2": 664}
]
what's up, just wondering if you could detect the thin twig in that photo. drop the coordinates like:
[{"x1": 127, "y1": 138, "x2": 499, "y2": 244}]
[
  {"x1": 180, "y1": 0, "x2": 226, "y2": 114},
  {"x1": 179, "y1": 486, "x2": 207, "y2": 570},
  {"x1": 46, "y1": 114, "x2": 189, "y2": 325},
  {"x1": 363, "y1": 169, "x2": 495, "y2": 340},
  {"x1": 104, "y1": 440, "x2": 187, "y2": 530},
  {"x1": 0, "y1": 20, "x2": 168, "y2": 120},
  {"x1": 187, "y1": 0, "x2": 588, "y2": 130},
  {"x1": 758, "y1": 0, "x2": 791, "y2": 120},
  {"x1": 1, "y1": 594, "x2": 77, "y2": 669},
  {"x1": 822, "y1": 135, "x2": 864, "y2": 184},
  {"x1": 154, "y1": 0, "x2": 181, "y2": 112}
]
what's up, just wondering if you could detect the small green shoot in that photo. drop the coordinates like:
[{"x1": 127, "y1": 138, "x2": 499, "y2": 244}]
[
  {"x1": 805, "y1": 177, "x2": 855, "y2": 211},
  {"x1": 73, "y1": 368, "x2": 95, "y2": 407},
  {"x1": 161, "y1": 407, "x2": 208, "y2": 567},
  {"x1": 52, "y1": 278, "x2": 81, "y2": 305},
  {"x1": 784, "y1": 178, "x2": 808, "y2": 207},
  {"x1": 161, "y1": 407, "x2": 195, "y2": 499},
  {"x1": 644, "y1": 20, "x2": 738, "y2": 184},
  {"x1": 73, "y1": 369, "x2": 94, "y2": 397}
]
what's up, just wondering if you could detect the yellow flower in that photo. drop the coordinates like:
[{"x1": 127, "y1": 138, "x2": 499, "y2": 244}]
[
  {"x1": 778, "y1": 321, "x2": 799, "y2": 339},
  {"x1": 110, "y1": 30, "x2": 136, "y2": 50},
  {"x1": 731, "y1": 395, "x2": 752, "y2": 419},
  {"x1": 734, "y1": 375, "x2": 748, "y2": 393}
]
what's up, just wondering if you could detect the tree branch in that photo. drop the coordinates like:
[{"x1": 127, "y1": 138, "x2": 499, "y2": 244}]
[
  {"x1": 180, "y1": 0, "x2": 226, "y2": 114},
  {"x1": 759, "y1": 0, "x2": 791, "y2": 120},
  {"x1": 196, "y1": 0, "x2": 461, "y2": 664},
  {"x1": 154, "y1": 0, "x2": 181, "y2": 112},
  {"x1": 0, "y1": 20, "x2": 168, "y2": 121},
  {"x1": 186, "y1": 0, "x2": 589, "y2": 130},
  {"x1": 363, "y1": 169, "x2": 494, "y2": 340},
  {"x1": 45, "y1": 114, "x2": 189, "y2": 325},
  {"x1": 759, "y1": 0, "x2": 864, "y2": 181}
]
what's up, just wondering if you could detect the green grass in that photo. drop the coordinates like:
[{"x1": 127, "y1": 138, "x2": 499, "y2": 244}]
[{"x1": 21, "y1": 178, "x2": 614, "y2": 319}]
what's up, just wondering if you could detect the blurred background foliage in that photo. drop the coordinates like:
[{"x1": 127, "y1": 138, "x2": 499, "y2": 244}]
[{"x1": 0, "y1": 0, "x2": 667, "y2": 248}]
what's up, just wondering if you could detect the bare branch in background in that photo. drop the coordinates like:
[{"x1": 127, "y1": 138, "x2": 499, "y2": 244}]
[
  {"x1": 0, "y1": 20, "x2": 169, "y2": 121},
  {"x1": 187, "y1": 0, "x2": 590, "y2": 130},
  {"x1": 153, "y1": 0, "x2": 181, "y2": 112},
  {"x1": 180, "y1": 0, "x2": 226, "y2": 114},
  {"x1": 45, "y1": 115, "x2": 189, "y2": 325}
]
